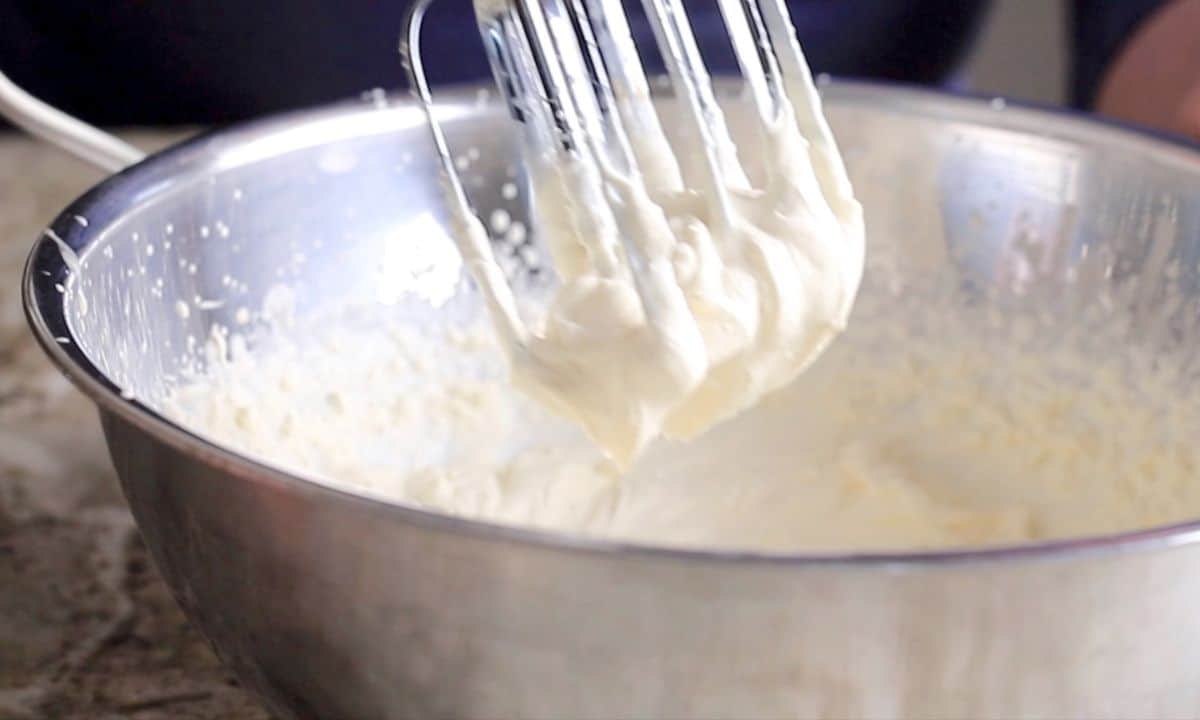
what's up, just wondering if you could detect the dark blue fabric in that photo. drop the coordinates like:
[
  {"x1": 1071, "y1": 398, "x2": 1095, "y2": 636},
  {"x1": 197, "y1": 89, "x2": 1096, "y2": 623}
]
[{"x1": 0, "y1": 0, "x2": 1168, "y2": 126}]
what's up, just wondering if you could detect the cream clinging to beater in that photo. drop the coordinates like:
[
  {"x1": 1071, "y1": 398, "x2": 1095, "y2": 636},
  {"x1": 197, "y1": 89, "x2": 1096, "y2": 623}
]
[{"x1": 403, "y1": 0, "x2": 864, "y2": 466}]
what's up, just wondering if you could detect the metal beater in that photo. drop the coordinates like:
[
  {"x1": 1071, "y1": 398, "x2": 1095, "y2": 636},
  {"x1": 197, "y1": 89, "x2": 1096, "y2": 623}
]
[
  {"x1": 401, "y1": 0, "x2": 861, "y2": 459},
  {"x1": 401, "y1": 0, "x2": 855, "y2": 279}
]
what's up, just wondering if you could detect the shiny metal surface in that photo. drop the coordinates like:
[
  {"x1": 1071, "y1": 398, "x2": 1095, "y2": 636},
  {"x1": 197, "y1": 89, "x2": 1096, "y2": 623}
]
[
  {"x1": 0, "y1": 67, "x2": 145, "y2": 171},
  {"x1": 23, "y1": 83, "x2": 1200, "y2": 719}
]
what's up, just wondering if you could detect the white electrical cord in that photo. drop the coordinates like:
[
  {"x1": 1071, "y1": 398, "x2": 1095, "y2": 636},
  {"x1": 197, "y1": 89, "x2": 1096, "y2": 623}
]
[{"x1": 0, "y1": 68, "x2": 144, "y2": 172}]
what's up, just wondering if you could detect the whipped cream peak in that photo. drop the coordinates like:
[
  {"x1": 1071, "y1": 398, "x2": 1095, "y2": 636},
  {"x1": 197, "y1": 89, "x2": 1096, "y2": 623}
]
[{"x1": 453, "y1": 9, "x2": 863, "y2": 467}]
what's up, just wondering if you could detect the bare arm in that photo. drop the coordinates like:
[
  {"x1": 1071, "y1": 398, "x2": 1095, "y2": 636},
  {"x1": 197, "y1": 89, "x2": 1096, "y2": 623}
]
[{"x1": 1095, "y1": 0, "x2": 1200, "y2": 139}]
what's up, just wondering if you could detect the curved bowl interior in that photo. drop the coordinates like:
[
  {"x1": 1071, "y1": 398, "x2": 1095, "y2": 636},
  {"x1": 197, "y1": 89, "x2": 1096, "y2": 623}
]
[{"x1": 26, "y1": 82, "x2": 1200, "y2": 557}]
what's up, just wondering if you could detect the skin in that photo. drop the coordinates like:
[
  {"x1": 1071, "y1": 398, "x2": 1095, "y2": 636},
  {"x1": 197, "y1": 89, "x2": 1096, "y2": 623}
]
[{"x1": 1096, "y1": 0, "x2": 1200, "y2": 140}]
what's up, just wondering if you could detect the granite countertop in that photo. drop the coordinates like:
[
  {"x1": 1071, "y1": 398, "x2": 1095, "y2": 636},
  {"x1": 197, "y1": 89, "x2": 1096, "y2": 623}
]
[{"x1": 0, "y1": 133, "x2": 271, "y2": 719}]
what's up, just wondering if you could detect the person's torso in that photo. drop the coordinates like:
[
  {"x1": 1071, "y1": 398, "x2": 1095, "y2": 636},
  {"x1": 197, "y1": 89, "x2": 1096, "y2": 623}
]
[{"x1": 0, "y1": 0, "x2": 988, "y2": 125}]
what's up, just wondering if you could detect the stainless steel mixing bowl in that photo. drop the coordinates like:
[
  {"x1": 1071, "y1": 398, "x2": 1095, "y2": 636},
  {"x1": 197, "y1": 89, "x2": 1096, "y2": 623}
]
[{"x1": 20, "y1": 82, "x2": 1200, "y2": 719}]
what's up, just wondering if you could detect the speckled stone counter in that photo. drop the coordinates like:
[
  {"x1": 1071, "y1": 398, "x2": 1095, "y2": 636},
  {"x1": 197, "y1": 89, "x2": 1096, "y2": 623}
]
[{"x1": 0, "y1": 132, "x2": 271, "y2": 719}]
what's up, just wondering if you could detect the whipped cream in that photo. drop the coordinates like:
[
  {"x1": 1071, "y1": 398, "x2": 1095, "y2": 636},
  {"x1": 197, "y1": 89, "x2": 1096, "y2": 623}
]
[
  {"x1": 448, "y1": 9, "x2": 864, "y2": 466},
  {"x1": 161, "y1": 288, "x2": 1200, "y2": 553}
]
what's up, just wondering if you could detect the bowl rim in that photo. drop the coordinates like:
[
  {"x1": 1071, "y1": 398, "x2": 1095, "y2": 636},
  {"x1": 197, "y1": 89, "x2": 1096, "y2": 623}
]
[{"x1": 23, "y1": 79, "x2": 1200, "y2": 569}]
